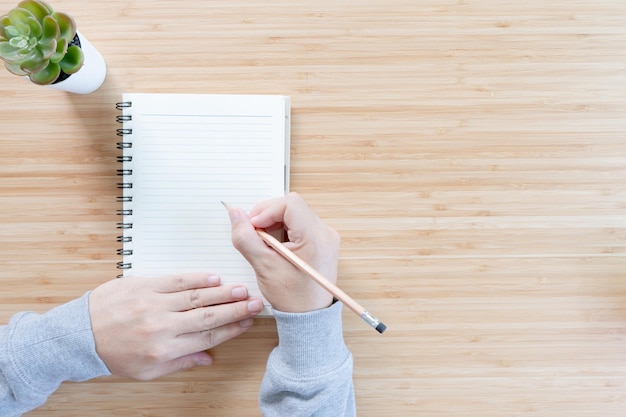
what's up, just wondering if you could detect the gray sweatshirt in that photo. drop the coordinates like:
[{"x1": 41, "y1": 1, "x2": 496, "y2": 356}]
[{"x1": 0, "y1": 292, "x2": 355, "y2": 416}]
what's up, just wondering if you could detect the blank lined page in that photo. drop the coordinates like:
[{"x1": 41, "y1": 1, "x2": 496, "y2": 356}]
[{"x1": 119, "y1": 93, "x2": 290, "y2": 315}]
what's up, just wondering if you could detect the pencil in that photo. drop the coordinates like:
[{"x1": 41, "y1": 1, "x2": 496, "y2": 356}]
[
  {"x1": 256, "y1": 230, "x2": 387, "y2": 333},
  {"x1": 222, "y1": 201, "x2": 386, "y2": 333}
]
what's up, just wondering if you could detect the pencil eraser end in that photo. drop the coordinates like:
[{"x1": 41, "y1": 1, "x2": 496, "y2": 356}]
[{"x1": 375, "y1": 322, "x2": 387, "y2": 334}]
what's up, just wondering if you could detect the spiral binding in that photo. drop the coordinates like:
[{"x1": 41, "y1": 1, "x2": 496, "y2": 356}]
[
  {"x1": 116, "y1": 129, "x2": 132, "y2": 138},
  {"x1": 116, "y1": 102, "x2": 133, "y2": 274}
]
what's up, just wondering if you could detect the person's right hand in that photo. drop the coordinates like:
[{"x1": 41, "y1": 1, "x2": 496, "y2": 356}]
[{"x1": 227, "y1": 192, "x2": 340, "y2": 313}]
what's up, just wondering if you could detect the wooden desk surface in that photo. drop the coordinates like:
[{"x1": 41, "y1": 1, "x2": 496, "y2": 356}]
[{"x1": 1, "y1": 1, "x2": 624, "y2": 415}]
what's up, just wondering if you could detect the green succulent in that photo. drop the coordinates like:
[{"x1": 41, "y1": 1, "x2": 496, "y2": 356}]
[{"x1": 0, "y1": 0, "x2": 83, "y2": 85}]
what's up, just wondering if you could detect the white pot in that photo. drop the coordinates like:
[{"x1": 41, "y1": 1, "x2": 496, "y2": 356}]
[{"x1": 47, "y1": 31, "x2": 107, "y2": 94}]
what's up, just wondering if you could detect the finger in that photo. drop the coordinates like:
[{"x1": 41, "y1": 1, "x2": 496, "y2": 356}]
[
  {"x1": 135, "y1": 351, "x2": 214, "y2": 381},
  {"x1": 174, "y1": 317, "x2": 256, "y2": 354},
  {"x1": 227, "y1": 205, "x2": 273, "y2": 261},
  {"x1": 152, "y1": 272, "x2": 222, "y2": 294},
  {"x1": 169, "y1": 284, "x2": 250, "y2": 312},
  {"x1": 250, "y1": 192, "x2": 315, "y2": 243},
  {"x1": 248, "y1": 196, "x2": 288, "y2": 229},
  {"x1": 176, "y1": 297, "x2": 264, "y2": 336}
]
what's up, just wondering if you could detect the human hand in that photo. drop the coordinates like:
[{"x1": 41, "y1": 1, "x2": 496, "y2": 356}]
[
  {"x1": 227, "y1": 192, "x2": 340, "y2": 313},
  {"x1": 88, "y1": 272, "x2": 263, "y2": 380}
]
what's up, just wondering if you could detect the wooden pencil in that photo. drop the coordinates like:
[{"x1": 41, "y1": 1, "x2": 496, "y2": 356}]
[{"x1": 256, "y1": 229, "x2": 387, "y2": 333}]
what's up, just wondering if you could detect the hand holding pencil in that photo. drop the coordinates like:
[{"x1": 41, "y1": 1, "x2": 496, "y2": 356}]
[
  {"x1": 225, "y1": 192, "x2": 386, "y2": 333},
  {"x1": 225, "y1": 192, "x2": 340, "y2": 313}
]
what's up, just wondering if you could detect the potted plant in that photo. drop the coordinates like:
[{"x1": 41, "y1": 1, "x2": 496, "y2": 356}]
[{"x1": 0, "y1": 0, "x2": 105, "y2": 94}]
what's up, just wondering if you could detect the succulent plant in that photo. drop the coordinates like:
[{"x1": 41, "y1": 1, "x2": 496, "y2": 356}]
[{"x1": 0, "y1": 0, "x2": 83, "y2": 85}]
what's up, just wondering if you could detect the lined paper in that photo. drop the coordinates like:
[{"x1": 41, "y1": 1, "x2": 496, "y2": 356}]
[{"x1": 119, "y1": 93, "x2": 290, "y2": 315}]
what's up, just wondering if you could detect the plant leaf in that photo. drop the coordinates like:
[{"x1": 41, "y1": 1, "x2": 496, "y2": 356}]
[
  {"x1": 38, "y1": 37, "x2": 56, "y2": 59},
  {"x1": 18, "y1": 0, "x2": 53, "y2": 22},
  {"x1": 0, "y1": 15, "x2": 11, "y2": 39},
  {"x1": 8, "y1": 8, "x2": 34, "y2": 26},
  {"x1": 24, "y1": 16, "x2": 42, "y2": 39},
  {"x1": 49, "y1": 36, "x2": 66, "y2": 63},
  {"x1": 16, "y1": 21, "x2": 30, "y2": 37},
  {"x1": 19, "y1": 49, "x2": 42, "y2": 70},
  {"x1": 4, "y1": 61, "x2": 28, "y2": 75},
  {"x1": 0, "y1": 40, "x2": 32, "y2": 64},
  {"x1": 59, "y1": 44, "x2": 83, "y2": 74},
  {"x1": 52, "y1": 12, "x2": 75, "y2": 44},
  {"x1": 20, "y1": 56, "x2": 50, "y2": 74},
  {"x1": 29, "y1": 60, "x2": 59, "y2": 84},
  {"x1": 40, "y1": 15, "x2": 59, "y2": 44},
  {"x1": 5, "y1": 37, "x2": 24, "y2": 50}
]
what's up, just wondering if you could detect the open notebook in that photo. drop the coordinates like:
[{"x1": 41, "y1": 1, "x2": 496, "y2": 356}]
[{"x1": 116, "y1": 93, "x2": 291, "y2": 316}]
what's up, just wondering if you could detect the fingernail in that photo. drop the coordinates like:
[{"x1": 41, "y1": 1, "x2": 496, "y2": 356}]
[
  {"x1": 197, "y1": 355, "x2": 213, "y2": 366},
  {"x1": 232, "y1": 286, "x2": 247, "y2": 299},
  {"x1": 207, "y1": 275, "x2": 221, "y2": 286},
  {"x1": 247, "y1": 298, "x2": 263, "y2": 313},
  {"x1": 240, "y1": 318, "x2": 254, "y2": 328}
]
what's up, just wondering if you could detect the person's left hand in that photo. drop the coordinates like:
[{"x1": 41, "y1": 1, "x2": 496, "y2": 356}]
[{"x1": 88, "y1": 272, "x2": 263, "y2": 380}]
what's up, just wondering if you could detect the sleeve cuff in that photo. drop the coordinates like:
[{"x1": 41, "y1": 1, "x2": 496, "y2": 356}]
[
  {"x1": 271, "y1": 301, "x2": 349, "y2": 378},
  {"x1": 2, "y1": 292, "x2": 111, "y2": 400}
]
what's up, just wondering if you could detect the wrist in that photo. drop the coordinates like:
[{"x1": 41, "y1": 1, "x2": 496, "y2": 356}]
[{"x1": 268, "y1": 291, "x2": 334, "y2": 313}]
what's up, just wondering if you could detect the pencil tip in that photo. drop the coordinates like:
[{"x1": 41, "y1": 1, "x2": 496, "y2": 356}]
[{"x1": 220, "y1": 200, "x2": 229, "y2": 209}]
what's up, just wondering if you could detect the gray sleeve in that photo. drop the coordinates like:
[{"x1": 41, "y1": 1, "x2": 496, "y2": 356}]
[
  {"x1": 259, "y1": 301, "x2": 355, "y2": 417},
  {"x1": 0, "y1": 292, "x2": 111, "y2": 417}
]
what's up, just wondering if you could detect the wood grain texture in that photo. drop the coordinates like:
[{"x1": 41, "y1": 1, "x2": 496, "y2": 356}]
[{"x1": 0, "y1": 0, "x2": 624, "y2": 415}]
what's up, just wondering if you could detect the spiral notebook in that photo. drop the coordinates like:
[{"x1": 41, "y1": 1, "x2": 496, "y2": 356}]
[{"x1": 116, "y1": 93, "x2": 291, "y2": 316}]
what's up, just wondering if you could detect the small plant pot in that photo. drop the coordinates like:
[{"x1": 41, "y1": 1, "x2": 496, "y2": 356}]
[{"x1": 45, "y1": 31, "x2": 106, "y2": 94}]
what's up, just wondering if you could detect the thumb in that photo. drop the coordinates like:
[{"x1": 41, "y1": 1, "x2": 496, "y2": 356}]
[{"x1": 226, "y1": 205, "x2": 270, "y2": 261}]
